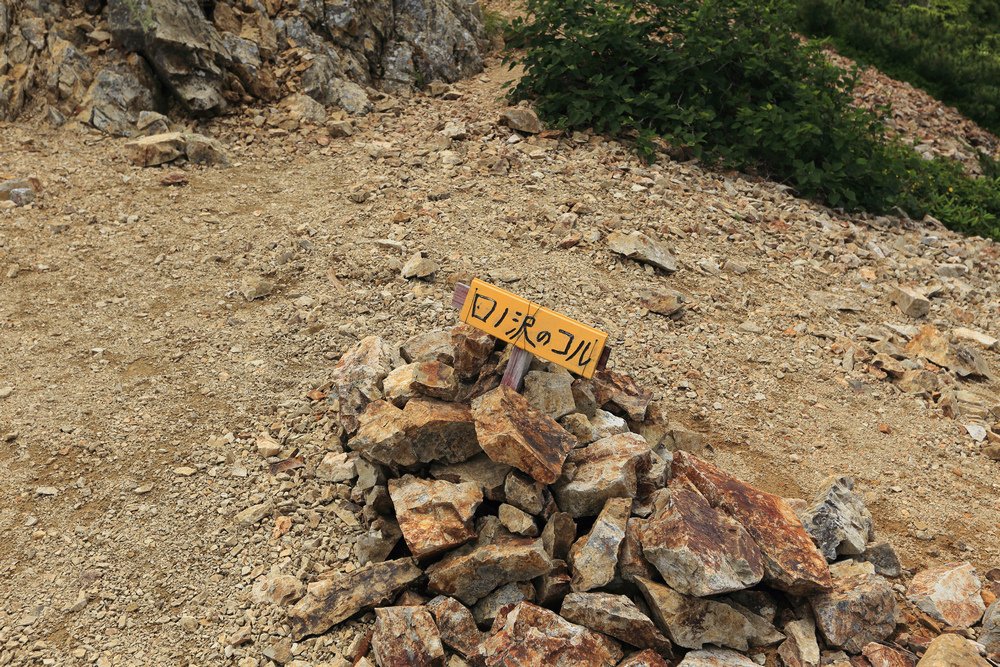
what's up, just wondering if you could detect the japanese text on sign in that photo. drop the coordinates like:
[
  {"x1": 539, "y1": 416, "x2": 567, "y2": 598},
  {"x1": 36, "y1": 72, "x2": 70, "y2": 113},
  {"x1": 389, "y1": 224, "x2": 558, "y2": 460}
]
[{"x1": 458, "y1": 279, "x2": 608, "y2": 379}]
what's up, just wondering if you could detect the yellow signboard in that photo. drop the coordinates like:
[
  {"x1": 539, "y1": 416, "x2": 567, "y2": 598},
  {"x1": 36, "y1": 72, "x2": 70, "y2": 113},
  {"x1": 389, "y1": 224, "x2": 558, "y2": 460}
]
[{"x1": 458, "y1": 279, "x2": 608, "y2": 379}]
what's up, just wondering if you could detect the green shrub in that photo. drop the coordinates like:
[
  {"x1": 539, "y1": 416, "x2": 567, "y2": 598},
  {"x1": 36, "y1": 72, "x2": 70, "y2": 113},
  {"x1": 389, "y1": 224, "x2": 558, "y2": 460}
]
[
  {"x1": 506, "y1": 0, "x2": 1000, "y2": 239},
  {"x1": 795, "y1": 0, "x2": 1000, "y2": 135}
]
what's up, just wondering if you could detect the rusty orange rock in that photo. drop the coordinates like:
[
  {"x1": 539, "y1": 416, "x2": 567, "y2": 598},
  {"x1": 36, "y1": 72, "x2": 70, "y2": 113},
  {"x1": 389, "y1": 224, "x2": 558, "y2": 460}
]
[
  {"x1": 560, "y1": 592, "x2": 672, "y2": 654},
  {"x1": 350, "y1": 398, "x2": 480, "y2": 468},
  {"x1": 425, "y1": 536, "x2": 552, "y2": 605},
  {"x1": 371, "y1": 606, "x2": 445, "y2": 667},
  {"x1": 475, "y1": 602, "x2": 623, "y2": 666},
  {"x1": 639, "y1": 482, "x2": 764, "y2": 597},
  {"x1": 672, "y1": 452, "x2": 832, "y2": 595},
  {"x1": 471, "y1": 385, "x2": 576, "y2": 484},
  {"x1": 863, "y1": 643, "x2": 916, "y2": 667},
  {"x1": 389, "y1": 475, "x2": 483, "y2": 559},
  {"x1": 906, "y1": 562, "x2": 985, "y2": 629},
  {"x1": 591, "y1": 370, "x2": 652, "y2": 421}
]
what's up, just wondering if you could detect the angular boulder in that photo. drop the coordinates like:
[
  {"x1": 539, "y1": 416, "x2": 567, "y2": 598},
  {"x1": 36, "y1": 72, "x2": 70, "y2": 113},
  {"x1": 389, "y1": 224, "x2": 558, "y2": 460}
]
[
  {"x1": 639, "y1": 483, "x2": 764, "y2": 597},
  {"x1": 811, "y1": 566, "x2": 897, "y2": 653},
  {"x1": 568, "y1": 497, "x2": 630, "y2": 592},
  {"x1": 451, "y1": 324, "x2": 495, "y2": 379},
  {"x1": 426, "y1": 537, "x2": 552, "y2": 605},
  {"x1": 540, "y1": 512, "x2": 577, "y2": 561},
  {"x1": 673, "y1": 452, "x2": 832, "y2": 595},
  {"x1": 906, "y1": 562, "x2": 985, "y2": 629},
  {"x1": 863, "y1": 643, "x2": 917, "y2": 667},
  {"x1": 426, "y1": 596, "x2": 485, "y2": 659},
  {"x1": 125, "y1": 131, "x2": 185, "y2": 166},
  {"x1": 560, "y1": 592, "x2": 672, "y2": 653},
  {"x1": 982, "y1": 601, "x2": 1000, "y2": 659},
  {"x1": 618, "y1": 650, "x2": 672, "y2": 667},
  {"x1": 473, "y1": 581, "x2": 536, "y2": 628},
  {"x1": 523, "y1": 370, "x2": 576, "y2": 420},
  {"x1": 383, "y1": 360, "x2": 458, "y2": 404},
  {"x1": 916, "y1": 634, "x2": 989, "y2": 667},
  {"x1": 287, "y1": 558, "x2": 422, "y2": 639},
  {"x1": 504, "y1": 471, "x2": 545, "y2": 515},
  {"x1": 389, "y1": 475, "x2": 482, "y2": 559},
  {"x1": 402, "y1": 329, "x2": 455, "y2": 365},
  {"x1": 552, "y1": 433, "x2": 651, "y2": 518},
  {"x1": 475, "y1": 602, "x2": 622, "y2": 667},
  {"x1": 635, "y1": 577, "x2": 754, "y2": 651},
  {"x1": 798, "y1": 476, "x2": 875, "y2": 561},
  {"x1": 776, "y1": 618, "x2": 819, "y2": 667},
  {"x1": 350, "y1": 398, "x2": 479, "y2": 468},
  {"x1": 471, "y1": 385, "x2": 576, "y2": 484},
  {"x1": 371, "y1": 606, "x2": 445, "y2": 666}
]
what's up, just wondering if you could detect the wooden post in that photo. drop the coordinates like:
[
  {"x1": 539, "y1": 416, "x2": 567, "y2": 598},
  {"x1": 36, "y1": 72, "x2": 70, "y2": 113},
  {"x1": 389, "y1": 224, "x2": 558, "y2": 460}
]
[{"x1": 450, "y1": 282, "x2": 612, "y2": 393}]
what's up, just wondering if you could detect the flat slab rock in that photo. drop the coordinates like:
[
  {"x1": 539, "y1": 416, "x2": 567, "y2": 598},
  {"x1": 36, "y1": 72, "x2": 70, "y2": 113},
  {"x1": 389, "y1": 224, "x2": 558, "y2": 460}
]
[
  {"x1": 606, "y1": 230, "x2": 679, "y2": 274},
  {"x1": 639, "y1": 482, "x2": 764, "y2": 597},
  {"x1": 389, "y1": 475, "x2": 483, "y2": 559},
  {"x1": 906, "y1": 561, "x2": 985, "y2": 629},
  {"x1": 553, "y1": 432, "x2": 651, "y2": 518},
  {"x1": 475, "y1": 602, "x2": 623, "y2": 666},
  {"x1": 471, "y1": 385, "x2": 576, "y2": 484},
  {"x1": 560, "y1": 591, "x2": 672, "y2": 654},
  {"x1": 350, "y1": 398, "x2": 480, "y2": 468},
  {"x1": 371, "y1": 606, "x2": 445, "y2": 666},
  {"x1": 425, "y1": 536, "x2": 552, "y2": 605},
  {"x1": 287, "y1": 558, "x2": 421, "y2": 639},
  {"x1": 672, "y1": 452, "x2": 832, "y2": 595}
]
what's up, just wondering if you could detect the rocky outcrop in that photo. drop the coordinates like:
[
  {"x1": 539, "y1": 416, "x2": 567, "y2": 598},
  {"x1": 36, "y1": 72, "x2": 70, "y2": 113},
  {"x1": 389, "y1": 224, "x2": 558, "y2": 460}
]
[{"x1": 1, "y1": 0, "x2": 487, "y2": 125}]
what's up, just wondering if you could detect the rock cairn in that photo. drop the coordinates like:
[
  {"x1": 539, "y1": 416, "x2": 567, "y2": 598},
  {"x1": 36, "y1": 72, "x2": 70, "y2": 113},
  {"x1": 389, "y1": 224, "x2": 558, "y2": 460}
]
[{"x1": 267, "y1": 327, "x2": 1000, "y2": 666}]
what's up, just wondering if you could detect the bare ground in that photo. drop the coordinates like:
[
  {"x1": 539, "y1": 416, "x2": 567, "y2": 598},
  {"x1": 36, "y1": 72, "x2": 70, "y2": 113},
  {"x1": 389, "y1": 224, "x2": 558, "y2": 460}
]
[{"x1": 1, "y1": 58, "x2": 999, "y2": 665}]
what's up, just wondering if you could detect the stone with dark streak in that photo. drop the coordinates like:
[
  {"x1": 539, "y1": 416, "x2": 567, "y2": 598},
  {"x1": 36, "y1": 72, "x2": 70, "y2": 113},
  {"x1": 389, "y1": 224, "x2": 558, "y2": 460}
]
[
  {"x1": 560, "y1": 592, "x2": 672, "y2": 654},
  {"x1": 472, "y1": 385, "x2": 576, "y2": 484},
  {"x1": 350, "y1": 398, "x2": 479, "y2": 468},
  {"x1": 672, "y1": 452, "x2": 832, "y2": 595},
  {"x1": 639, "y1": 482, "x2": 764, "y2": 597},
  {"x1": 287, "y1": 558, "x2": 422, "y2": 639}
]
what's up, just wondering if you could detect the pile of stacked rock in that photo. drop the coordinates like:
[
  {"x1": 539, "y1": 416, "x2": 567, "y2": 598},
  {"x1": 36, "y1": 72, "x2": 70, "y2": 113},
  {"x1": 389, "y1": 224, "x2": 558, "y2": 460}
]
[{"x1": 278, "y1": 327, "x2": 999, "y2": 667}]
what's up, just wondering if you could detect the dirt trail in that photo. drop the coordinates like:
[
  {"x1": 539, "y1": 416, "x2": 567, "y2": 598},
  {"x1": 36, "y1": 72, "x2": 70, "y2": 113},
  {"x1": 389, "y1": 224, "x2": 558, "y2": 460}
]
[{"x1": 1, "y1": 58, "x2": 999, "y2": 665}]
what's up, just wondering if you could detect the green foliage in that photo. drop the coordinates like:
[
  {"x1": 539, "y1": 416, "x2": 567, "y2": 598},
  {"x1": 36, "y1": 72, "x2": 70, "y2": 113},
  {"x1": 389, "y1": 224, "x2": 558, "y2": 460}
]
[
  {"x1": 482, "y1": 9, "x2": 508, "y2": 41},
  {"x1": 506, "y1": 0, "x2": 1000, "y2": 239},
  {"x1": 795, "y1": 0, "x2": 1000, "y2": 135}
]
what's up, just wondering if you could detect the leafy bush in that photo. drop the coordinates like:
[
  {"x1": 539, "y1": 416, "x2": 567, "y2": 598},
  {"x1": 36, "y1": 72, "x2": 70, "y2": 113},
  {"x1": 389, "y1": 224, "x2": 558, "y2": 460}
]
[
  {"x1": 506, "y1": 0, "x2": 1000, "y2": 239},
  {"x1": 795, "y1": 0, "x2": 1000, "y2": 135}
]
